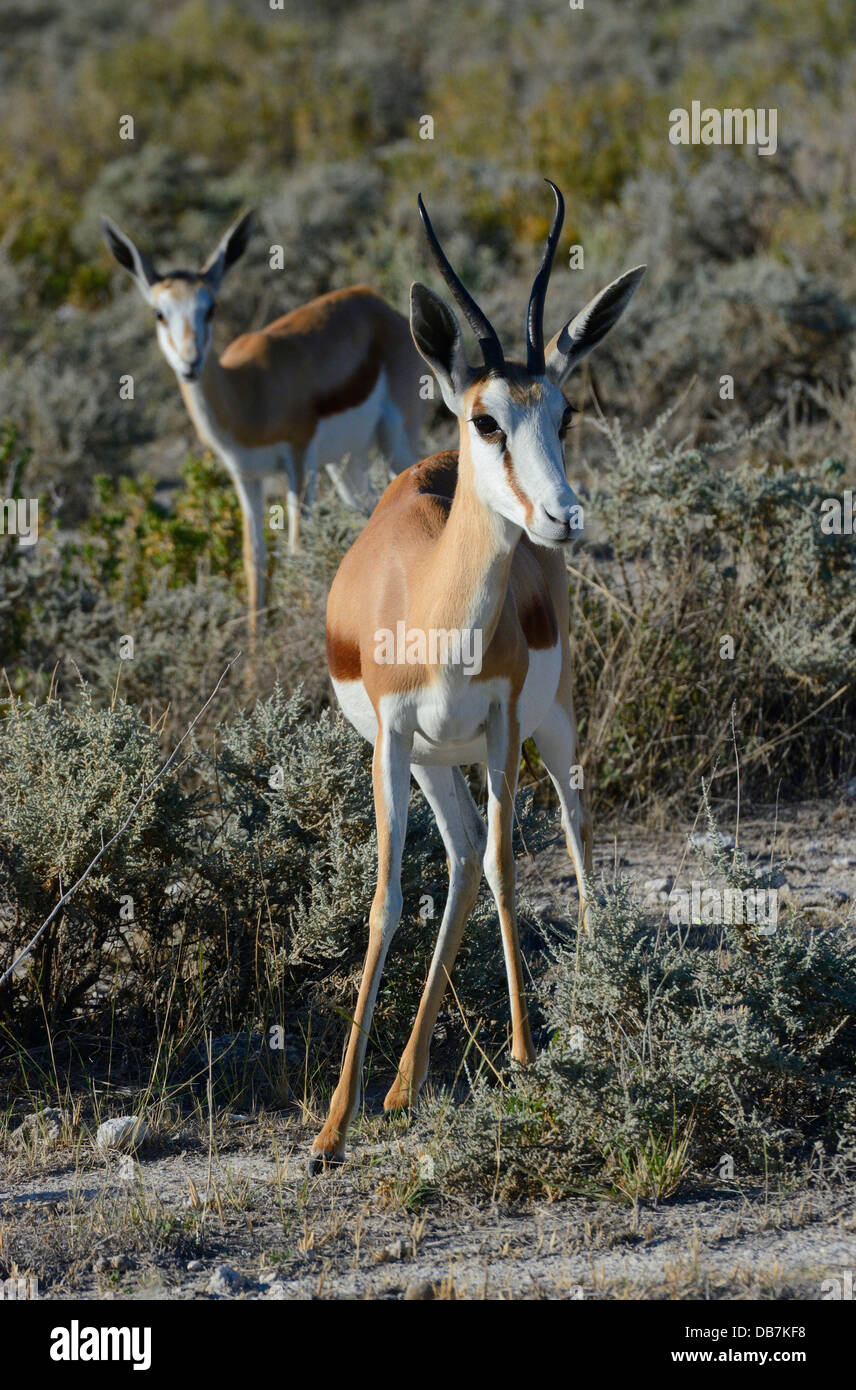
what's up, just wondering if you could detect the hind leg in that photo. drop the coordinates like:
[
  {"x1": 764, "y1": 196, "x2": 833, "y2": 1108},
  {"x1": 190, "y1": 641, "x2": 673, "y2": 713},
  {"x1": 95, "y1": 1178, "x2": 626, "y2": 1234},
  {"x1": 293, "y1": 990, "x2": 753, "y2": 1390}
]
[
  {"x1": 532, "y1": 699, "x2": 593, "y2": 928},
  {"x1": 384, "y1": 765, "x2": 486, "y2": 1110},
  {"x1": 376, "y1": 399, "x2": 416, "y2": 480},
  {"x1": 283, "y1": 450, "x2": 301, "y2": 553}
]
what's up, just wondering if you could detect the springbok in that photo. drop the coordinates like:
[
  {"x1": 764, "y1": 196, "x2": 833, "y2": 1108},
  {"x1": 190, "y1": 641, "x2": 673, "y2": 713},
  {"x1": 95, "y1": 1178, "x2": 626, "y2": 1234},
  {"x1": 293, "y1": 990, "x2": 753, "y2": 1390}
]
[
  {"x1": 101, "y1": 212, "x2": 424, "y2": 633},
  {"x1": 311, "y1": 183, "x2": 644, "y2": 1170}
]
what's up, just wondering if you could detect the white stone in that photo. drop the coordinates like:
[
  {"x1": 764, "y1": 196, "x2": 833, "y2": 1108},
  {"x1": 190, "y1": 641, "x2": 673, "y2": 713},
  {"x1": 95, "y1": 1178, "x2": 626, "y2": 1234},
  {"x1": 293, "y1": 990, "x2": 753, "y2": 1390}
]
[{"x1": 95, "y1": 1116, "x2": 151, "y2": 1153}]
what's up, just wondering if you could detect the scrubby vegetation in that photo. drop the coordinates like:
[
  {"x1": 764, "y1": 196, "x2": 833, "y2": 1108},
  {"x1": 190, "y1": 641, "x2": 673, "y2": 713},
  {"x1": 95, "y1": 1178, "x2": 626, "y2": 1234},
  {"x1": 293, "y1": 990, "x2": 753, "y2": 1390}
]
[
  {"x1": 0, "y1": 682, "x2": 532, "y2": 1100},
  {"x1": 421, "y1": 843, "x2": 856, "y2": 1201},
  {"x1": 2, "y1": 0, "x2": 856, "y2": 1215}
]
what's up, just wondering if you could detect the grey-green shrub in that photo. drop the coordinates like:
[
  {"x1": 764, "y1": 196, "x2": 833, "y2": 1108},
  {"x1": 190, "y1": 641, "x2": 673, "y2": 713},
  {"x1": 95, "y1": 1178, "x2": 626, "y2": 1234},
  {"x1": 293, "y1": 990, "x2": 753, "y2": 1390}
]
[
  {"x1": 425, "y1": 846, "x2": 856, "y2": 1200},
  {"x1": 0, "y1": 682, "x2": 530, "y2": 1092}
]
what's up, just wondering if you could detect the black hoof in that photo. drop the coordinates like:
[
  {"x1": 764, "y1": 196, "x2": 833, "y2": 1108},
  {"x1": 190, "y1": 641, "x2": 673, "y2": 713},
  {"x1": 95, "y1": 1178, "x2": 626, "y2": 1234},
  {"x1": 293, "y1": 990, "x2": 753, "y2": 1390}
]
[{"x1": 307, "y1": 1149, "x2": 345, "y2": 1176}]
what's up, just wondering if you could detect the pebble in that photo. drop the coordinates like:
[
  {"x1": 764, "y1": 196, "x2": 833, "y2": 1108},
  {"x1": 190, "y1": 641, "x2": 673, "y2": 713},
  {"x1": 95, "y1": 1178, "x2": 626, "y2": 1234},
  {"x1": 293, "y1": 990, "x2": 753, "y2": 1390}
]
[
  {"x1": 690, "y1": 832, "x2": 735, "y2": 855},
  {"x1": 403, "y1": 1280, "x2": 435, "y2": 1300},
  {"x1": 92, "y1": 1254, "x2": 133, "y2": 1274},
  {"x1": 206, "y1": 1264, "x2": 245, "y2": 1296},
  {"x1": 643, "y1": 877, "x2": 673, "y2": 894}
]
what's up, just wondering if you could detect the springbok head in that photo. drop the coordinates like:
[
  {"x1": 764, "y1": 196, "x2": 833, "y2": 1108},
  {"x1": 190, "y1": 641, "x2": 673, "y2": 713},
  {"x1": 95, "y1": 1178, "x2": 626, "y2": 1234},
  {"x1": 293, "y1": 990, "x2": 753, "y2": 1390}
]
[
  {"x1": 410, "y1": 182, "x2": 645, "y2": 547},
  {"x1": 101, "y1": 212, "x2": 255, "y2": 382}
]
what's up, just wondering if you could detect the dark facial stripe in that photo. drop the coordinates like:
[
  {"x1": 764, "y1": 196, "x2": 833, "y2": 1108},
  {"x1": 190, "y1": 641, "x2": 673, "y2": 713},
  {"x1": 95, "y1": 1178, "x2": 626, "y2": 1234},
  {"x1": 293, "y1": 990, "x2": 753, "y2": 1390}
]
[{"x1": 502, "y1": 448, "x2": 534, "y2": 524}]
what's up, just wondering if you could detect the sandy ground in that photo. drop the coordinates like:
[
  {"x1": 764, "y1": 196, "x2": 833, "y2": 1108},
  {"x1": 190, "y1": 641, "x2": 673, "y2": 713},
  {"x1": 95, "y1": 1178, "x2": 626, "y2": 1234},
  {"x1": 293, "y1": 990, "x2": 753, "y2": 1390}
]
[
  {"x1": 2, "y1": 1118, "x2": 855, "y2": 1301},
  {"x1": 3, "y1": 797, "x2": 855, "y2": 1302}
]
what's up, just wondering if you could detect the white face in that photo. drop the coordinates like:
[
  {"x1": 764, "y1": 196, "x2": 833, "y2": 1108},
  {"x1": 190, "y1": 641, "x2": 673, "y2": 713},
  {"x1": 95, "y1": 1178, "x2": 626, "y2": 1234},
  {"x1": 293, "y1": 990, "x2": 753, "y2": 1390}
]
[
  {"x1": 149, "y1": 279, "x2": 216, "y2": 382},
  {"x1": 464, "y1": 373, "x2": 582, "y2": 547}
]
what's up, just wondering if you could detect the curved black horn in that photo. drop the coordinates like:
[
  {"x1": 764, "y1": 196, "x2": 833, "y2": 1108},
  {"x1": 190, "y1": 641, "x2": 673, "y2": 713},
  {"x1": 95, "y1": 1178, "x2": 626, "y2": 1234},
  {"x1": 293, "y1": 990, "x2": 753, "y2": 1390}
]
[
  {"x1": 417, "y1": 194, "x2": 504, "y2": 373},
  {"x1": 526, "y1": 180, "x2": 565, "y2": 374}
]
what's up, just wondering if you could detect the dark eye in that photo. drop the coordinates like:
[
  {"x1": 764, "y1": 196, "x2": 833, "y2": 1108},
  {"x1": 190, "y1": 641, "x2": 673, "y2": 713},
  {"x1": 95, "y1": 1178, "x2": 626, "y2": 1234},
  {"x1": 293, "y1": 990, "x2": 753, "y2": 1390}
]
[
  {"x1": 559, "y1": 405, "x2": 577, "y2": 437},
  {"x1": 205, "y1": 303, "x2": 215, "y2": 321},
  {"x1": 155, "y1": 309, "x2": 165, "y2": 324},
  {"x1": 471, "y1": 414, "x2": 502, "y2": 438}
]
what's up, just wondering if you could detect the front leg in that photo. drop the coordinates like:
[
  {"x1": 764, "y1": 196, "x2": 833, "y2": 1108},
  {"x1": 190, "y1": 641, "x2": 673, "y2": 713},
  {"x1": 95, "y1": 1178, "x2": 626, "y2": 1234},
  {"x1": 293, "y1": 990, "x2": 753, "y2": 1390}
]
[
  {"x1": 283, "y1": 447, "x2": 302, "y2": 554},
  {"x1": 231, "y1": 471, "x2": 266, "y2": 638},
  {"x1": 483, "y1": 702, "x2": 535, "y2": 1066},
  {"x1": 310, "y1": 721, "x2": 411, "y2": 1170}
]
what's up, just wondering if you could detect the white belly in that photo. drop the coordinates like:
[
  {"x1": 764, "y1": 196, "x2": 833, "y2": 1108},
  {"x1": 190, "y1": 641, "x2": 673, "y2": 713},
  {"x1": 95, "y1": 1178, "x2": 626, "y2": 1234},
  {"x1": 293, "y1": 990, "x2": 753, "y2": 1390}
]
[
  {"x1": 183, "y1": 370, "x2": 387, "y2": 479},
  {"x1": 331, "y1": 642, "x2": 561, "y2": 766}
]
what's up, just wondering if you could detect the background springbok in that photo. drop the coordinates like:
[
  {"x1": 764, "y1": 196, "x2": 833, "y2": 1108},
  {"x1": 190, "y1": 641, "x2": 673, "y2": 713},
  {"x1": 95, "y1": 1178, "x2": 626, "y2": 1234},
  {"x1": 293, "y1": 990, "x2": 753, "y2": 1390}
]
[
  {"x1": 311, "y1": 183, "x2": 644, "y2": 1170},
  {"x1": 102, "y1": 212, "x2": 424, "y2": 633}
]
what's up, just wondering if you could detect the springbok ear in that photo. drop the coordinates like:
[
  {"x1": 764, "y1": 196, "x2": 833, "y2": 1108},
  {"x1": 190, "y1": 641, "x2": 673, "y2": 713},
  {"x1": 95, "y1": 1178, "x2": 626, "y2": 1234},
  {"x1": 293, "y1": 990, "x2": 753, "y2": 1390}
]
[
  {"x1": 101, "y1": 216, "x2": 158, "y2": 304},
  {"x1": 409, "y1": 282, "x2": 469, "y2": 414},
  {"x1": 546, "y1": 265, "x2": 645, "y2": 386},
  {"x1": 201, "y1": 210, "x2": 255, "y2": 289}
]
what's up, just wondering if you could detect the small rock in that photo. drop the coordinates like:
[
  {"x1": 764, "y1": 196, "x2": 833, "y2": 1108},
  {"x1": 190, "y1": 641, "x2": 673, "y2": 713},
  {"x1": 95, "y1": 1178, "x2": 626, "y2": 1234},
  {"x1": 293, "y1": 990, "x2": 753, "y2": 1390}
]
[
  {"x1": 111, "y1": 1255, "x2": 133, "y2": 1272},
  {"x1": 11, "y1": 1109, "x2": 64, "y2": 1148},
  {"x1": 403, "y1": 1280, "x2": 435, "y2": 1301},
  {"x1": 206, "y1": 1264, "x2": 244, "y2": 1296},
  {"x1": 831, "y1": 856, "x2": 856, "y2": 869},
  {"x1": 224, "y1": 1112, "x2": 253, "y2": 1126},
  {"x1": 690, "y1": 832, "x2": 735, "y2": 856},
  {"x1": 266, "y1": 1282, "x2": 289, "y2": 1299},
  {"x1": 186, "y1": 1260, "x2": 203, "y2": 1272},
  {"x1": 643, "y1": 876, "x2": 673, "y2": 904},
  {"x1": 96, "y1": 1116, "x2": 151, "y2": 1153}
]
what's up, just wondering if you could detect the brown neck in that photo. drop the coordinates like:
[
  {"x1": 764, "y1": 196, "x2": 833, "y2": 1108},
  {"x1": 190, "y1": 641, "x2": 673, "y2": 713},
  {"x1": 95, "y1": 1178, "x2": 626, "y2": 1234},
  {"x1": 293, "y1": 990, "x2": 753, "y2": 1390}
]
[
  {"x1": 415, "y1": 431, "x2": 521, "y2": 646},
  {"x1": 179, "y1": 348, "x2": 285, "y2": 447}
]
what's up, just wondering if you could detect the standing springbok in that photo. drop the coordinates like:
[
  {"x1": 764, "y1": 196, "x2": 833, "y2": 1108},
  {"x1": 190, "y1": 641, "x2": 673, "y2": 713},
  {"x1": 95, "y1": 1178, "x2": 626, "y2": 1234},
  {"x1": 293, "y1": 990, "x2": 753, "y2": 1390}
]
[
  {"x1": 311, "y1": 183, "x2": 644, "y2": 1170},
  {"x1": 101, "y1": 212, "x2": 424, "y2": 633}
]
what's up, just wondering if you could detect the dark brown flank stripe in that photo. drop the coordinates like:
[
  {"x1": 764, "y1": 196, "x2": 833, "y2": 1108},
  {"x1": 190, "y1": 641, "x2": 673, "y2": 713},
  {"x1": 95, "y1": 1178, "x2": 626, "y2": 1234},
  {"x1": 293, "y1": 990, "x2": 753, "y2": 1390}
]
[
  {"x1": 326, "y1": 627, "x2": 361, "y2": 681},
  {"x1": 519, "y1": 596, "x2": 558, "y2": 650},
  {"x1": 315, "y1": 343, "x2": 382, "y2": 418}
]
